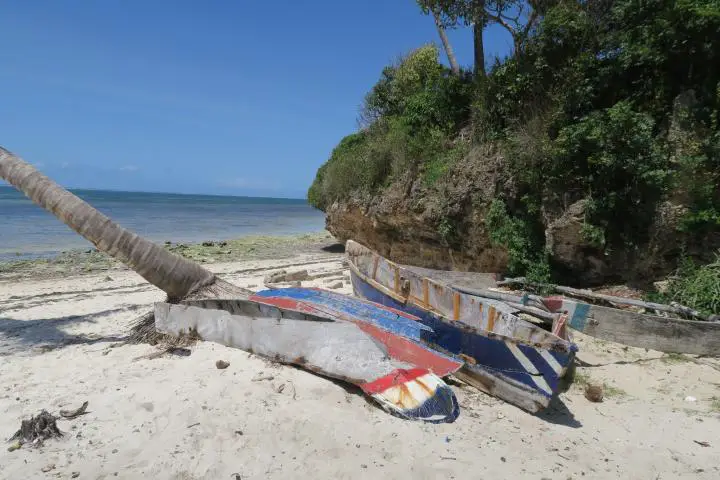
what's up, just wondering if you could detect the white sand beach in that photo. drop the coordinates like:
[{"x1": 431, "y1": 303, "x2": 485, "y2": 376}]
[{"x1": 1, "y1": 246, "x2": 719, "y2": 479}]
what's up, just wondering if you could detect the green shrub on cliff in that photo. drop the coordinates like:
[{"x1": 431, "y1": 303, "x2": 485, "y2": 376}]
[
  {"x1": 308, "y1": 45, "x2": 473, "y2": 209},
  {"x1": 653, "y1": 252, "x2": 720, "y2": 316}
]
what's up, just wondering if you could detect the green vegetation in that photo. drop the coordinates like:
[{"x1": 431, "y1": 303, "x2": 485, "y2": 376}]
[
  {"x1": 653, "y1": 252, "x2": 720, "y2": 317},
  {"x1": 308, "y1": 44, "x2": 474, "y2": 210},
  {"x1": 309, "y1": 0, "x2": 720, "y2": 303},
  {"x1": 660, "y1": 353, "x2": 691, "y2": 364},
  {"x1": 572, "y1": 370, "x2": 627, "y2": 398}
]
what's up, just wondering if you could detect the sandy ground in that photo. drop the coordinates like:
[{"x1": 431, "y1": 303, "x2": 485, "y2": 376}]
[{"x1": 1, "y1": 246, "x2": 719, "y2": 479}]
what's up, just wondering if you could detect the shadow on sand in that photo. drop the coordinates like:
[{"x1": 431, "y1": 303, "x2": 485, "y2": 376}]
[
  {"x1": 0, "y1": 307, "x2": 130, "y2": 355},
  {"x1": 533, "y1": 395, "x2": 582, "y2": 428},
  {"x1": 321, "y1": 243, "x2": 346, "y2": 254}
]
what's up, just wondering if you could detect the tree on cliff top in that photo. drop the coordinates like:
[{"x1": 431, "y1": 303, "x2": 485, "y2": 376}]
[{"x1": 417, "y1": 0, "x2": 550, "y2": 75}]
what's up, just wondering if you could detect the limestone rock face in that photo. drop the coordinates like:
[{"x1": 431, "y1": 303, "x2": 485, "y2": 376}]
[{"x1": 321, "y1": 138, "x2": 719, "y2": 286}]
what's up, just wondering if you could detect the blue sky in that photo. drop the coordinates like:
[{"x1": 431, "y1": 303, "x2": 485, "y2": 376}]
[{"x1": 1, "y1": 1, "x2": 512, "y2": 198}]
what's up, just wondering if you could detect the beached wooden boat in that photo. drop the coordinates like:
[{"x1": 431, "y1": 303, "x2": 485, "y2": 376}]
[
  {"x1": 346, "y1": 240, "x2": 720, "y2": 357},
  {"x1": 345, "y1": 240, "x2": 578, "y2": 413},
  {"x1": 455, "y1": 280, "x2": 720, "y2": 356},
  {"x1": 154, "y1": 297, "x2": 461, "y2": 423}
]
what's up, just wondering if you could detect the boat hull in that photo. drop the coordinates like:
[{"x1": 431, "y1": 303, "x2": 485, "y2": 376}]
[
  {"x1": 155, "y1": 299, "x2": 460, "y2": 423},
  {"x1": 350, "y1": 268, "x2": 572, "y2": 408},
  {"x1": 344, "y1": 240, "x2": 579, "y2": 411},
  {"x1": 254, "y1": 287, "x2": 555, "y2": 413}
]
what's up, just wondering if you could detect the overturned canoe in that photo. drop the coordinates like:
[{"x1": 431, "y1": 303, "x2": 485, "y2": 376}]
[
  {"x1": 345, "y1": 240, "x2": 578, "y2": 413},
  {"x1": 154, "y1": 297, "x2": 461, "y2": 423}
]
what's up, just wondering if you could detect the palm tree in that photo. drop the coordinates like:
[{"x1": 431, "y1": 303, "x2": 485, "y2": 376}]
[{"x1": 0, "y1": 146, "x2": 249, "y2": 302}]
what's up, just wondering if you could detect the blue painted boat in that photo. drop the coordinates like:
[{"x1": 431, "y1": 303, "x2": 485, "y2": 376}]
[{"x1": 344, "y1": 240, "x2": 579, "y2": 412}]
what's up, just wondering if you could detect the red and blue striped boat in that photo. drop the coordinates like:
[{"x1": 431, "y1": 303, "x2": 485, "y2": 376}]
[{"x1": 343, "y1": 240, "x2": 579, "y2": 412}]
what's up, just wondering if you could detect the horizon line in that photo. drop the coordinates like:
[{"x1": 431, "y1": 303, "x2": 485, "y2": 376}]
[{"x1": 0, "y1": 183, "x2": 308, "y2": 202}]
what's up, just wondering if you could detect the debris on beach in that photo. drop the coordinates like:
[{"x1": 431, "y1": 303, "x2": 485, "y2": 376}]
[
  {"x1": 8, "y1": 401, "x2": 91, "y2": 451},
  {"x1": 251, "y1": 373, "x2": 275, "y2": 382},
  {"x1": 132, "y1": 346, "x2": 193, "y2": 361},
  {"x1": 8, "y1": 410, "x2": 63, "y2": 449},
  {"x1": 59, "y1": 401, "x2": 89, "y2": 419},
  {"x1": 264, "y1": 269, "x2": 309, "y2": 287},
  {"x1": 584, "y1": 384, "x2": 604, "y2": 403}
]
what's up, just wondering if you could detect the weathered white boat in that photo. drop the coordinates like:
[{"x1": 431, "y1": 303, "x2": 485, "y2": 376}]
[{"x1": 154, "y1": 296, "x2": 462, "y2": 423}]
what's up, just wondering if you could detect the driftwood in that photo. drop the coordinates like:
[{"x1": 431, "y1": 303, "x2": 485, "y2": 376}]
[
  {"x1": 9, "y1": 410, "x2": 62, "y2": 448},
  {"x1": 449, "y1": 285, "x2": 555, "y2": 323},
  {"x1": 497, "y1": 277, "x2": 710, "y2": 321},
  {"x1": 59, "y1": 401, "x2": 89, "y2": 419}
]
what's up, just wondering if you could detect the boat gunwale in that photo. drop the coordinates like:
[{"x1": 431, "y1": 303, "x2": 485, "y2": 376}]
[{"x1": 346, "y1": 249, "x2": 577, "y2": 355}]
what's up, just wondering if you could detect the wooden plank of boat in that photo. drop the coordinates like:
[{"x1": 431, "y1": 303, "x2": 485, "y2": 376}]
[
  {"x1": 453, "y1": 284, "x2": 720, "y2": 356},
  {"x1": 345, "y1": 241, "x2": 574, "y2": 350},
  {"x1": 154, "y1": 300, "x2": 460, "y2": 423},
  {"x1": 544, "y1": 296, "x2": 720, "y2": 355},
  {"x1": 252, "y1": 288, "x2": 555, "y2": 413},
  {"x1": 344, "y1": 240, "x2": 577, "y2": 412}
]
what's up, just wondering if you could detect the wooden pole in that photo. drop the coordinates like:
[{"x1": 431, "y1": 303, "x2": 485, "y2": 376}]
[{"x1": 497, "y1": 277, "x2": 709, "y2": 321}]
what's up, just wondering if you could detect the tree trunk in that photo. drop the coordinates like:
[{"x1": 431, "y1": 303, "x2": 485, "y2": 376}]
[
  {"x1": 432, "y1": 11, "x2": 460, "y2": 75},
  {"x1": 0, "y1": 146, "x2": 248, "y2": 301},
  {"x1": 473, "y1": 21, "x2": 486, "y2": 77}
]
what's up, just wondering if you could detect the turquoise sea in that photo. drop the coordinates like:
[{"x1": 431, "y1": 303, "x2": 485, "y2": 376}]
[{"x1": 0, "y1": 186, "x2": 325, "y2": 260}]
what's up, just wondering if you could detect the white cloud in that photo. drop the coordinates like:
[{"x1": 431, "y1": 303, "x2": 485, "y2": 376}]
[
  {"x1": 60, "y1": 162, "x2": 70, "y2": 169},
  {"x1": 119, "y1": 165, "x2": 139, "y2": 172}
]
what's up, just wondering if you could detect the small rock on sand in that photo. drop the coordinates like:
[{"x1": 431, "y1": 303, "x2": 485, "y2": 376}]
[
  {"x1": 585, "y1": 384, "x2": 604, "y2": 402},
  {"x1": 216, "y1": 360, "x2": 230, "y2": 369},
  {"x1": 264, "y1": 269, "x2": 309, "y2": 284}
]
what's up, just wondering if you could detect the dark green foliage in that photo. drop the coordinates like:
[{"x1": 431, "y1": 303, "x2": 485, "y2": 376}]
[
  {"x1": 485, "y1": 199, "x2": 548, "y2": 277},
  {"x1": 548, "y1": 101, "x2": 670, "y2": 245},
  {"x1": 653, "y1": 252, "x2": 720, "y2": 315},
  {"x1": 493, "y1": 0, "x2": 720, "y2": 259},
  {"x1": 361, "y1": 44, "x2": 473, "y2": 135}
]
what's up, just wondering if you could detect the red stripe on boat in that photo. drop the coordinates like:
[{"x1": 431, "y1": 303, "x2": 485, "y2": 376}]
[
  {"x1": 542, "y1": 296, "x2": 566, "y2": 312},
  {"x1": 356, "y1": 322, "x2": 461, "y2": 377},
  {"x1": 360, "y1": 368, "x2": 429, "y2": 395},
  {"x1": 249, "y1": 295, "x2": 322, "y2": 315}
]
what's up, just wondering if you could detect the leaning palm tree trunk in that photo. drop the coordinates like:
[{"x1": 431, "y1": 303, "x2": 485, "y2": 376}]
[
  {"x1": 0, "y1": 146, "x2": 249, "y2": 304},
  {"x1": 432, "y1": 10, "x2": 460, "y2": 75}
]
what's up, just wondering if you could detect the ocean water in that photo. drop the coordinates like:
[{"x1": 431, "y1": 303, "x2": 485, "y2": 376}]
[{"x1": 0, "y1": 186, "x2": 325, "y2": 260}]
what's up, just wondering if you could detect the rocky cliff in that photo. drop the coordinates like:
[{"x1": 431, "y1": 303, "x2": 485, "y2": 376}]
[{"x1": 323, "y1": 145, "x2": 719, "y2": 287}]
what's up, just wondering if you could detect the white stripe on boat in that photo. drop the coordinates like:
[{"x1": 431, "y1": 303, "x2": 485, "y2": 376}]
[
  {"x1": 540, "y1": 349, "x2": 563, "y2": 376},
  {"x1": 505, "y1": 341, "x2": 552, "y2": 395}
]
